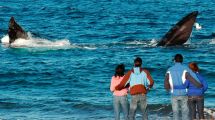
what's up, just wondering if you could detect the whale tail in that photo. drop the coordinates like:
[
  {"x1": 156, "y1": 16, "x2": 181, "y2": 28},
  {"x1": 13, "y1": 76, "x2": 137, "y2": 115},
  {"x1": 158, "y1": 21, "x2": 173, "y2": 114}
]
[
  {"x1": 8, "y1": 17, "x2": 28, "y2": 44},
  {"x1": 157, "y1": 11, "x2": 198, "y2": 46}
]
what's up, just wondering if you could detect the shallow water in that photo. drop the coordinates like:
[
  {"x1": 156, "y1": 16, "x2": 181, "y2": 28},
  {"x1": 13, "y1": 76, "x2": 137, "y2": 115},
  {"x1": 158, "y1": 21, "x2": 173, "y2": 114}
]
[{"x1": 0, "y1": 0, "x2": 215, "y2": 119}]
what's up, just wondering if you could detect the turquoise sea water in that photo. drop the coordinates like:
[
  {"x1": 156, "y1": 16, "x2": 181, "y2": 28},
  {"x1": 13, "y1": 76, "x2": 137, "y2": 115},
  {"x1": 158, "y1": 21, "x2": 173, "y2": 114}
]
[{"x1": 0, "y1": 0, "x2": 215, "y2": 119}]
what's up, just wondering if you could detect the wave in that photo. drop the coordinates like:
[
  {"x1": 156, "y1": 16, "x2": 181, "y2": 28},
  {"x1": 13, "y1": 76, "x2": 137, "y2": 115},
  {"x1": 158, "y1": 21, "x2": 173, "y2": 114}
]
[
  {"x1": 0, "y1": 100, "x2": 32, "y2": 109},
  {"x1": 118, "y1": 38, "x2": 215, "y2": 48},
  {"x1": 0, "y1": 101, "x2": 19, "y2": 109},
  {"x1": 184, "y1": 38, "x2": 191, "y2": 45},
  {"x1": 73, "y1": 39, "x2": 158, "y2": 50},
  {"x1": 210, "y1": 39, "x2": 215, "y2": 44},
  {"x1": 0, "y1": 78, "x2": 52, "y2": 87},
  {"x1": 70, "y1": 100, "x2": 172, "y2": 114},
  {"x1": 1, "y1": 33, "x2": 70, "y2": 48},
  {"x1": 0, "y1": 33, "x2": 97, "y2": 51},
  {"x1": 118, "y1": 39, "x2": 158, "y2": 47},
  {"x1": 1, "y1": 33, "x2": 214, "y2": 52}
]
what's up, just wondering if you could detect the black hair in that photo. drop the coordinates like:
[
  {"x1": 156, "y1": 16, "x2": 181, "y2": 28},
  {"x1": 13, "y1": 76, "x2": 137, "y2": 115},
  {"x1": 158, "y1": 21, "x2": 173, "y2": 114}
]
[
  {"x1": 174, "y1": 54, "x2": 183, "y2": 63},
  {"x1": 134, "y1": 57, "x2": 142, "y2": 67},
  {"x1": 114, "y1": 64, "x2": 125, "y2": 77}
]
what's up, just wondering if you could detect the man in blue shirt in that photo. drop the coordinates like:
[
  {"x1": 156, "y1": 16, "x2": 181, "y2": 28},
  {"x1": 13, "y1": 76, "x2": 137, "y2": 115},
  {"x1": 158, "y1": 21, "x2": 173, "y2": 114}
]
[{"x1": 164, "y1": 54, "x2": 202, "y2": 120}]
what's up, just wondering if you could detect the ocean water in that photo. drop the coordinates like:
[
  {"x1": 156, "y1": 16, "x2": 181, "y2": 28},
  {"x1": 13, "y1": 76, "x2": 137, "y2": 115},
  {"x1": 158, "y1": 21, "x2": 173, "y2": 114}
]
[{"x1": 0, "y1": 0, "x2": 215, "y2": 119}]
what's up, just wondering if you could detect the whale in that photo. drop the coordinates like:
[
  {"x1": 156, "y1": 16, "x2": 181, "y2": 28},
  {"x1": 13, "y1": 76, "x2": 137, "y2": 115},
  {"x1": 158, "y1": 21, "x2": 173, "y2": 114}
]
[
  {"x1": 8, "y1": 17, "x2": 28, "y2": 44},
  {"x1": 157, "y1": 11, "x2": 198, "y2": 46},
  {"x1": 7, "y1": 11, "x2": 198, "y2": 46}
]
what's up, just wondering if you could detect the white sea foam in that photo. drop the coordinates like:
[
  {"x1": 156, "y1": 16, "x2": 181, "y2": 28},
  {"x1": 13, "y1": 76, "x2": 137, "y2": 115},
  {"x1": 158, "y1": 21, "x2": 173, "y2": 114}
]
[
  {"x1": 1, "y1": 35, "x2": 9, "y2": 43},
  {"x1": 123, "y1": 39, "x2": 158, "y2": 47},
  {"x1": 124, "y1": 40, "x2": 146, "y2": 45},
  {"x1": 149, "y1": 39, "x2": 158, "y2": 47},
  {"x1": 210, "y1": 39, "x2": 215, "y2": 44},
  {"x1": 194, "y1": 22, "x2": 202, "y2": 30},
  {"x1": 1, "y1": 33, "x2": 70, "y2": 48},
  {"x1": 1, "y1": 33, "x2": 97, "y2": 50},
  {"x1": 82, "y1": 46, "x2": 97, "y2": 50},
  {"x1": 184, "y1": 38, "x2": 191, "y2": 45}
]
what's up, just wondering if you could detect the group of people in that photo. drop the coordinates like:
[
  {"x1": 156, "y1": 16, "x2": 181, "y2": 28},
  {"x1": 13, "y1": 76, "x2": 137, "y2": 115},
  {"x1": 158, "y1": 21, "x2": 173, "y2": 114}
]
[{"x1": 110, "y1": 54, "x2": 208, "y2": 120}]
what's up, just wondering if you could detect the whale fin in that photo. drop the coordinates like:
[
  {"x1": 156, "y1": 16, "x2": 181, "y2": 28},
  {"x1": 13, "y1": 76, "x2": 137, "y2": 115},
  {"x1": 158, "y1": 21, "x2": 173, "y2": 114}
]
[
  {"x1": 157, "y1": 11, "x2": 198, "y2": 46},
  {"x1": 8, "y1": 17, "x2": 28, "y2": 44}
]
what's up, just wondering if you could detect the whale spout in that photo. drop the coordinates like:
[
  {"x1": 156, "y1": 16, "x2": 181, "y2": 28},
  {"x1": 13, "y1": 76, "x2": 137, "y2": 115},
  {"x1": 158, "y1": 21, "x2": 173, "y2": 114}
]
[
  {"x1": 157, "y1": 11, "x2": 198, "y2": 46},
  {"x1": 8, "y1": 17, "x2": 28, "y2": 44}
]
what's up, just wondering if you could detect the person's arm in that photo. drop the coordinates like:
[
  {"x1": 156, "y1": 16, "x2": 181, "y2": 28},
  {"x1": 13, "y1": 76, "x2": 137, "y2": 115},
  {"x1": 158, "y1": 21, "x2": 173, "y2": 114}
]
[
  {"x1": 202, "y1": 77, "x2": 208, "y2": 92},
  {"x1": 125, "y1": 83, "x2": 130, "y2": 89},
  {"x1": 143, "y1": 69, "x2": 154, "y2": 89},
  {"x1": 186, "y1": 72, "x2": 202, "y2": 88},
  {"x1": 198, "y1": 74, "x2": 208, "y2": 92},
  {"x1": 115, "y1": 71, "x2": 132, "y2": 90},
  {"x1": 184, "y1": 79, "x2": 190, "y2": 89},
  {"x1": 164, "y1": 73, "x2": 171, "y2": 91},
  {"x1": 110, "y1": 77, "x2": 115, "y2": 92}
]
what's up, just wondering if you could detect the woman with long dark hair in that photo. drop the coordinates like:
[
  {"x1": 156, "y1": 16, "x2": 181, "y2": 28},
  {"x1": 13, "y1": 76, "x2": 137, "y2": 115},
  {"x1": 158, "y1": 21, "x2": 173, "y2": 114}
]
[{"x1": 110, "y1": 64, "x2": 129, "y2": 120}]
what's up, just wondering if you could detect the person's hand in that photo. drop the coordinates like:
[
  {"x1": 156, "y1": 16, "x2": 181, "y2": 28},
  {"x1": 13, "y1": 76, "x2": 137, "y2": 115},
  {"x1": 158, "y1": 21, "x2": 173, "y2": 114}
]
[
  {"x1": 146, "y1": 88, "x2": 150, "y2": 93},
  {"x1": 113, "y1": 88, "x2": 116, "y2": 92},
  {"x1": 125, "y1": 83, "x2": 130, "y2": 88},
  {"x1": 115, "y1": 85, "x2": 120, "y2": 90}
]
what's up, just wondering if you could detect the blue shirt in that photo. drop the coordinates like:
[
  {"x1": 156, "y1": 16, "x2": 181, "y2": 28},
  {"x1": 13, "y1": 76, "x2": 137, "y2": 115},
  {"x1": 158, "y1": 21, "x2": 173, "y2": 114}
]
[
  {"x1": 185, "y1": 72, "x2": 208, "y2": 96},
  {"x1": 167, "y1": 63, "x2": 189, "y2": 96}
]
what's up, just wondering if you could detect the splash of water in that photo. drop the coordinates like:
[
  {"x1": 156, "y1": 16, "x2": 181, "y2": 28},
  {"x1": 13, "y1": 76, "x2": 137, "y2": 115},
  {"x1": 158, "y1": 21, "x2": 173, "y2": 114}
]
[
  {"x1": 194, "y1": 22, "x2": 202, "y2": 30},
  {"x1": 210, "y1": 39, "x2": 215, "y2": 44},
  {"x1": 121, "y1": 39, "x2": 158, "y2": 47},
  {"x1": 184, "y1": 38, "x2": 191, "y2": 45},
  {"x1": 1, "y1": 33, "x2": 70, "y2": 48},
  {"x1": 149, "y1": 39, "x2": 158, "y2": 47},
  {"x1": 0, "y1": 33, "x2": 96, "y2": 50},
  {"x1": 1, "y1": 35, "x2": 9, "y2": 44}
]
